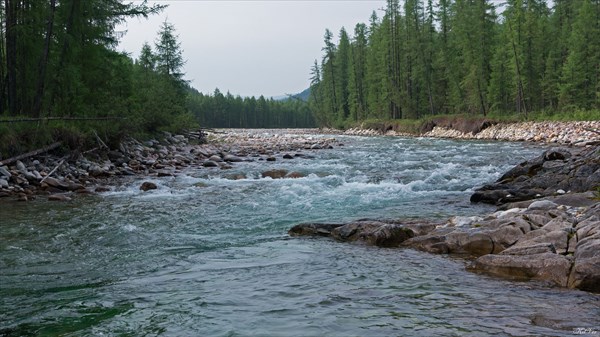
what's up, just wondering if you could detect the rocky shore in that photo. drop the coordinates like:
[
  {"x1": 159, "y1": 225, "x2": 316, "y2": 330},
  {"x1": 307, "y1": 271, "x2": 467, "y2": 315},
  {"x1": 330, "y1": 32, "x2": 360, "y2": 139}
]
[
  {"x1": 289, "y1": 145, "x2": 600, "y2": 293},
  {"x1": 0, "y1": 130, "x2": 339, "y2": 201},
  {"x1": 343, "y1": 120, "x2": 600, "y2": 145}
]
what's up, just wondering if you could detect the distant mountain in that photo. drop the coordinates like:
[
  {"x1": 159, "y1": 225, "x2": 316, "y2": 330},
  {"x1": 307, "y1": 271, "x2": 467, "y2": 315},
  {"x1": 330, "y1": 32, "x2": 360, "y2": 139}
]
[{"x1": 273, "y1": 88, "x2": 311, "y2": 102}]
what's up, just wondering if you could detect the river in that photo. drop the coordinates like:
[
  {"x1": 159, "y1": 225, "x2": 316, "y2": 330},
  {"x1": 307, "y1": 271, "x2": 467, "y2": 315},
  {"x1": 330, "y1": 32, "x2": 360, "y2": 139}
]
[{"x1": 1, "y1": 133, "x2": 599, "y2": 336}]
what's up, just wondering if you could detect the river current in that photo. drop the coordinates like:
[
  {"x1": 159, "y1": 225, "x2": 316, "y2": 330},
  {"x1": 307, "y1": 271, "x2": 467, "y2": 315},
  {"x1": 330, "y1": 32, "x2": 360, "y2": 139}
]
[{"x1": 1, "y1": 134, "x2": 599, "y2": 336}]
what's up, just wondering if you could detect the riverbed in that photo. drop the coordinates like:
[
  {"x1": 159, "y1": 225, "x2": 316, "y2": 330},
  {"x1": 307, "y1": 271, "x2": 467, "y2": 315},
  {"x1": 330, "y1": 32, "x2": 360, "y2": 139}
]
[{"x1": 1, "y1": 134, "x2": 598, "y2": 336}]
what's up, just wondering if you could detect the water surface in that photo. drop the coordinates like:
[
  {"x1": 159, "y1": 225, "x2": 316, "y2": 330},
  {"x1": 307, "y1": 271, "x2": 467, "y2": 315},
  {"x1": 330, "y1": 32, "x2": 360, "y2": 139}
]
[{"x1": 1, "y1": 134, "x2": 598, "y2": 336}]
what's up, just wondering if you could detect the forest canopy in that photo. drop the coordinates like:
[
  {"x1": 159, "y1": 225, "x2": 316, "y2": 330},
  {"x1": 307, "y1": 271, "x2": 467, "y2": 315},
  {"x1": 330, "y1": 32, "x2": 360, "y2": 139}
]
[
  {"x1": 1, "y1": 0, "x2": 599, "y2": 157},
  {"x1": 309, "y1": 0, "x2": 600, "y2": 127}
]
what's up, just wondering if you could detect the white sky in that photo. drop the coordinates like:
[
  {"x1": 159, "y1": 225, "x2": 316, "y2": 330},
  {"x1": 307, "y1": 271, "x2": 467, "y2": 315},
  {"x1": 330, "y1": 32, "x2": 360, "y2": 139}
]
[
  {"x1": 117, "y1": 0, "x2": 516, "y2": 98},
  {"x1": 117, "y1": 0, "x2": 386, "y2": 98}
]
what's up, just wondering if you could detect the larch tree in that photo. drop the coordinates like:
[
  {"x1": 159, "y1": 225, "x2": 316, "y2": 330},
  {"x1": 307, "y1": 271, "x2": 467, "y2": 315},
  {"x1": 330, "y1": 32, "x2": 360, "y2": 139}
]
[
  {"x1": 155, "y1": 20, "x2": 186, "y2": 82},
  {"x1": 559, "y1": 0, "x2": 600, "y2": 110}
]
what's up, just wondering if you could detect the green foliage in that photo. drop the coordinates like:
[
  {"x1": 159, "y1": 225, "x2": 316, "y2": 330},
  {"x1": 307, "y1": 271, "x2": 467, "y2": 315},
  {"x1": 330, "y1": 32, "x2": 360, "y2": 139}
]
[
  {"x1": 0, "y1": 2, "x2": 200, "y2": 157},
  {"x1": 308, "y1": 0, "x2": 600, "y2": 127},
  {"x1": 187, "y1": 90, "x2": 315, "y2": 129}
]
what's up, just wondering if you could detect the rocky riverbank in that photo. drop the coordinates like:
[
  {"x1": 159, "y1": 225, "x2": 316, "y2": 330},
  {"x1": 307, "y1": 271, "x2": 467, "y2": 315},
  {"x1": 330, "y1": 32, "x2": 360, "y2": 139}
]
[
  {"x1": 343, "y1": 120, "x2": 600, "y2": 145},
  {"x1": 289, "y1": 145, "x2": 600, "y2": 293},
  {"x1": 0, "y1": 130, "x2": 339, "y2": 202}
]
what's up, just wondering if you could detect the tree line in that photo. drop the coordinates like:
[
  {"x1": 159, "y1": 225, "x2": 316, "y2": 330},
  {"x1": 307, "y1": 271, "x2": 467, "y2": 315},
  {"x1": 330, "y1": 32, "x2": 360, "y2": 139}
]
[
  {"x1": 0, "y1": 0, "x2": 199, "y2": 154},
  {"x1": 187, "y1": 89, "x2": 315, "y2": 128},
  {"x1": 0, "y1": 0, "x2": 313, "y2": 157},
  {"x1": 310, "y1": 0, "x2": 600, "y2": 127}
]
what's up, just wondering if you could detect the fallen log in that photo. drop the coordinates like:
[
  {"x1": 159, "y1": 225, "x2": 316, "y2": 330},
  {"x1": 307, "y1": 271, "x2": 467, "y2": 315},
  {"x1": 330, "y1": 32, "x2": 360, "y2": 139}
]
[
  {"x1": 0, "y1": 116, "x2": 126, "y2": 124},
  {"x1": 0, "y1": 142, "x2": 62, "y2": 166}
]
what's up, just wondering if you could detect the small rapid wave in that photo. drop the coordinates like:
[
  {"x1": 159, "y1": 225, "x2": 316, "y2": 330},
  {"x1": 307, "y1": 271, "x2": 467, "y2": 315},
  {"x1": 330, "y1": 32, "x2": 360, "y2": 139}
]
[{"x1": 5, "y1": 136, "x2": 586, "y2": 337}]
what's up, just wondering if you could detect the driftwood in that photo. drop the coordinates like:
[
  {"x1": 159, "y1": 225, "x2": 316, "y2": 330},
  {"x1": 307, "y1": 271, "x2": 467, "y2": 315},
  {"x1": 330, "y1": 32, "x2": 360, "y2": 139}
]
[
  {"x1": 39, "y1": 157, "x2": 65, "y2": 183},
  {"x1": 93, "y1": 130, "x2": 108, "y2": 149},
  {"x1": 0, "y1": 142, "x2": 61, "y2": 166}
]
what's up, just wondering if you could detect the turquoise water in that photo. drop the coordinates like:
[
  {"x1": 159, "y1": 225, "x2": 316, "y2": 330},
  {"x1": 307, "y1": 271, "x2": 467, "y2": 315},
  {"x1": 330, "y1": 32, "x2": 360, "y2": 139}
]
[{"x1": 1, "y1": 135, "x2": 599, "y2": 336}]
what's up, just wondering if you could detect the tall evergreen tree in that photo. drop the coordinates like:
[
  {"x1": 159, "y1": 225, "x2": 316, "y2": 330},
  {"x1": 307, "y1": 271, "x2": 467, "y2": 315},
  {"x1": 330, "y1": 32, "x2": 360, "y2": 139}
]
[
  {"x1": 559, "y1": 0, "x2": 600, "y2": 110},
  {"x1": 155, "y1": 20, "x2": 186, "y2": 82}
]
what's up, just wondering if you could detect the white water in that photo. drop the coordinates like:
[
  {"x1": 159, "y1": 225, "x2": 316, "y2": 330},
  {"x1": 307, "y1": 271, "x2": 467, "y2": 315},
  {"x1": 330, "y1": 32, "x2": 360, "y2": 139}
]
[{"x1": 1, "y1": 135, "x2": 599, "y2": 336}]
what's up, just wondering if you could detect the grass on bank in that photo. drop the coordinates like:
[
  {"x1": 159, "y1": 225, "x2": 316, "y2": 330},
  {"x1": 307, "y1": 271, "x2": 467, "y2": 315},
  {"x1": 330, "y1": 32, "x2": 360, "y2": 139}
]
[{"x1": 0, "y1": 113, "x2": 198, "y2": 161}]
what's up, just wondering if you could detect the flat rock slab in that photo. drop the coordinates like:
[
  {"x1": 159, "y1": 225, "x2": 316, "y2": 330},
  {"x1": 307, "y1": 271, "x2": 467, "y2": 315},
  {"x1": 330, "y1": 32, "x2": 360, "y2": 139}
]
[{"x1": 468, "y1": 253, "x2": 573, "y2": 287}]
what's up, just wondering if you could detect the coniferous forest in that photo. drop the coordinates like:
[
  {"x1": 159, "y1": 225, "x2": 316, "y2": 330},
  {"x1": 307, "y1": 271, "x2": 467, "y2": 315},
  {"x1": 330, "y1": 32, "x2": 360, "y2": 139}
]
[
  {"x1": 0, "y1": 0, "x2": 312, "y2": 157},
  {"x1": 309, "y1": 0, "x2": 600, "y2": 127},
  {"x1": 1, "y1": 0, "x2": 599, "y2": 157}
]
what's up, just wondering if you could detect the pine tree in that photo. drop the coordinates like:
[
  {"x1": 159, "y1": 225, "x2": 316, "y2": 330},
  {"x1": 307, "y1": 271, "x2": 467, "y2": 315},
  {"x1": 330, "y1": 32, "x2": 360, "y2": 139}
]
[
  {"x1": 155, "y1": 20, "x2": 186, "y2": 82},
  {"x1": 335, "y1": 27, "x2": 351, "y2": 123},
  {"x1": 559, "y1": 0, "x2": 600, "y2": 110},
  {"x1": 138, "y1": 42, "x2": 156, "y2": 72}
]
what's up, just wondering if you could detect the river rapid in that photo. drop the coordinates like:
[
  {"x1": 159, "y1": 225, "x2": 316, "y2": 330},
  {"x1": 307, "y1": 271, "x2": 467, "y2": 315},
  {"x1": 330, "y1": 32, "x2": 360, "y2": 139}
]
[{"x1": 1, "y1": 133, "x2": 599, "y2": 336}]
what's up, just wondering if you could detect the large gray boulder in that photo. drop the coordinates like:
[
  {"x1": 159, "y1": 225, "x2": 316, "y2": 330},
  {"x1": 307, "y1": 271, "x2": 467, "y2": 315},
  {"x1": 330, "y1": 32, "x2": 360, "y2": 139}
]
[
  {"x1": 468, "y1": 253, "x2": 573, "y2": 287},
  {"x1": 471, "y1": 146, "x2": 599, "y2": 205}
]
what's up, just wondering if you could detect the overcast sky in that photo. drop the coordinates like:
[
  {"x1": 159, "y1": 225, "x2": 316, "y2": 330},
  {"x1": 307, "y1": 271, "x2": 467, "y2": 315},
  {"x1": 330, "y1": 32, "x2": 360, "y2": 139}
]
[
  {"x1": 117, "y1": 0, "x2": 517, "y2": 98},
  {"x1": 118, "y1": 0, "x2": 387, "y2": 98}
]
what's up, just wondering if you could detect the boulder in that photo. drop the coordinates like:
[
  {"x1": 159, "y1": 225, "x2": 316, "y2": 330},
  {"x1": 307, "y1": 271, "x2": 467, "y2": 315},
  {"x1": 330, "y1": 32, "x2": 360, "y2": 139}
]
[
  {"x1": 223, "y1": 154, "x2": 243, "y2": 162},
  {"x1": 569, "y1": 227, "x2": 600, "y2": 292},
  {"x1": 283, "y1": 154, "x2": 294, "y2": 159},
  {"x1": 528, "y1": 200, "x2": 558, "y2": 211},
  {"x1": 288, "y1": 223, "x2": 344, "y2": 237},
  {"x1": 43, "y1": 176, "x2": 71, "y2": 190},
  {"x1": 285, "y1": 171, "x2": 305, "y2": 179},
  {"x1": 203, "y1": 160, "x2": 219, "y2": 168},
  {"x1": 468, "y1": 253, "x2": 573, "y2": 287},
  {"x1": 329, "y1": 221, "x2": 415, "y2": 247},
  {"x1": 471, "y1": 146, "x2": 600, "y2": 205},
  {"x1": 156, "y1": 169, "x2": 175, "y2": 177},
  {"x1": 0, "y1": 179, "x2": 8, "y2": 188},
  {"x1": 48, "y1": 194, "x2": 72, "y2": 202},
  {"x1": 140, "y1": 181, "x2": 157, "y2": 191},
  {"x1": 0, "y1": 166, "x2": 12, "y2": 178},
  {"x1": 208, "y1": 155, "x2": 223, "y2": 162},
  {"x1": 261, "y1": 169, "x2": 288, "y2": 179}
]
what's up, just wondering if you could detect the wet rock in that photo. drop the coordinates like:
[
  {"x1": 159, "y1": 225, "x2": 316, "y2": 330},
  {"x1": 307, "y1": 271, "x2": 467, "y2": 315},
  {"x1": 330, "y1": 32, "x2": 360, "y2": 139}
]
[
  {"x1": 266, "y1": 157, "x2": 276, "y2": 162},
  {"x1": 203, "y1": 160, "x2": 219, "y2": 168},
  {"x1": 569, "y1": 221, "x2": 600, "y2": 292},
  {"x1": 95, "y1": 186, "x2": 111, "y2": 193},
  {"x1": 283, "y1": 153, "x2": 294, "y2": 159},
  {"x1": 471, "y1": 146, "x2": 600, "y2": 205},
  {"x1": 329, "y1": 221, "x2": 415, "y2": 247},
  {"x1": 285, "y1": 172, "x2": 305, "y2": 179},
  {"x1": 48, "y1": 194, "x2": 72, "y2": 201},
  {"x1": 140, "y1": 181, "x2": 157, "y2": 191},
  {"x1": 262, "y1": 169, "x2": 288, "y2": 179},
  {"x1": 208, "y1": 155, "x2": 223, "y2": 162},
  {"x1": 362, "y1": 224, "x2": 415, "y2": 247},
  {"x1": 0, "y1": 179, "x2": 8, "y2": 188},
  {"x1": 288, "y1": 223, "x2": 344, "y2": 237},
  {"x1": 156, "y1": 169, "x2": 175, "y2": 177},
  {"x1": 468, "y1": 253, "x2": 572, "y2": 287},
  {"x1": 226, "y1": 174, "x2": 246, "y2": 180},
  {"x1": 223, "y1": 154, "x2": 243, "y2": 162},
  {"x1": 43, "y1": 176, "x2": 71, "y2": 190}
]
